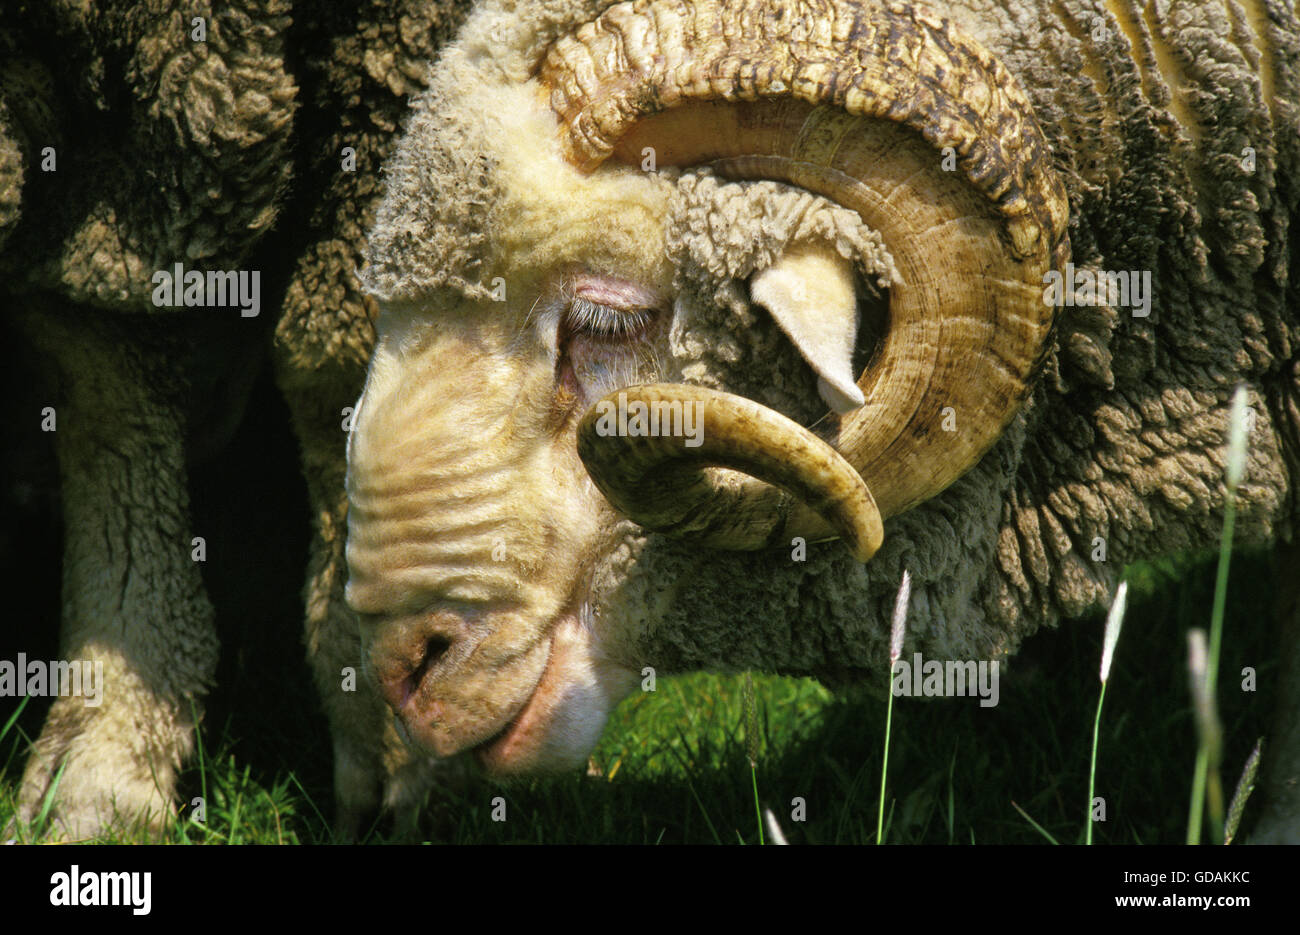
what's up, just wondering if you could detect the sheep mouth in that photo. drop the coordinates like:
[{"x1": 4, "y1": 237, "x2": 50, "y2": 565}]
[
  {"x1": 389, "y1": 653, "x2": 548, "y2": 765},
  {"x1": 461, "y1": 631, "x2": 558, "y2": 773},
  {"x1": 468, "y1": 613, "x2": 635, "y2": 776}
]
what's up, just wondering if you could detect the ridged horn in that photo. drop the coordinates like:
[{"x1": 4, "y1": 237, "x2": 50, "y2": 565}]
[
  {"x1": 546, "y1": 0, "x2": 1069, "y2": 552},
  {"x1": 576, "y1": 384, "x2": 884, "y2": 560}
]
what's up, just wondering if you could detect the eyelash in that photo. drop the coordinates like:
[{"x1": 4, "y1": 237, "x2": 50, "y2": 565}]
[{"x1": 565, "y1": 297, "x2": 654, "y2": 341}]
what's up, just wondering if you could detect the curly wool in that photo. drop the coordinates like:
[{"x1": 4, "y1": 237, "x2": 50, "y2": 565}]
[
  {"x1": 361, "y1": 0, "x2": 656, "y2": 305},
  {"x1": 665, "y1": 169, "x2": 897, "y2": 422},
  {"x1": 944, "y1": 0, "x2": 1300, "y2": 639},
  {"x1": 0, "y1": 1, "x2": 297, "y2": 310}
]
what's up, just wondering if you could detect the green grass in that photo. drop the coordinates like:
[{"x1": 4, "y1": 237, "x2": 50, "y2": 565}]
[{"x1": 0, "y1": 548, "x2": 1279, "y2": 844}]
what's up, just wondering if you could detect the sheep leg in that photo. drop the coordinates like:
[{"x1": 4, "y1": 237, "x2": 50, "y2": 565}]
[
  {"x1": 12, "y1": 307, "x2": 217, "y2": 840},
  {"x1": 1250, "y1": 539, "x2": 1300, "y2": 843}
]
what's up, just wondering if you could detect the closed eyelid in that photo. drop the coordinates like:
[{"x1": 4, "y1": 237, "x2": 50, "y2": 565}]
[
  {"x1": 570, "y1": 274, "x2": 662, "y2": 310},
  {"x1": 566, "y1": 297, "x2": 654, "y2": 339}
]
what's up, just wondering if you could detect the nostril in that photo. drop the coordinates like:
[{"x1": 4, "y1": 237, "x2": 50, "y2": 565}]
[
  {"x1": 408, "y1": 635, "x2": 452, "y2": 693},
  {"x1": 376, "y1": 633, "x2": 456, "y2": 712},
  {"x1": 422, "y1": 636, "x2": 452, "y2": 671}
]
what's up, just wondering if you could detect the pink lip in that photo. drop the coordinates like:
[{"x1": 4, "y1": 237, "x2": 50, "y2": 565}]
[{"x1": 470, "y1": 632, "x2": 559, "y2": 772}]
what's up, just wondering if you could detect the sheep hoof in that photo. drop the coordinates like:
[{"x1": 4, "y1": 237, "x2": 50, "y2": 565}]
[{"x1": 14, "y1": 692, "x2": 186, "y2": 841}]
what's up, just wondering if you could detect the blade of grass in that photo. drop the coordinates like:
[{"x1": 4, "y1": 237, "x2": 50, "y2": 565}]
[
  {"x1": 667, "y1": 730, "x2": 722, "y2": 844},
  {"x1": 1088, "y1": 581, "x2": 1128, "y2": 844},
  {"x1": 743, "y1": 672, "x2": 764, "y2": 845},
  {"x1": 191, "y1": 699, "x2": 209, "y2": 835},
  {"x1": 1188, "y1": 387, "x2": 1247, "y2": 844},
  {"x1": 0, "y1": 694, "x2": 30, "y2": 745},
  {"x1": 1224, "y1": 738, "x2": 1262, "y2": 845},
  {"x1": 879, "y1": 570, "x2": 910, "y2": 845},
  {"x1": 946, "y1": 744, "x2": 957, "y2": 845},
  {"x1": 1186, "y1": 630, "x2": 1225, "y2": 845},
  {"x1": 33, "y1": 757, "x2": 69, "y2": 839},
  {"x1": 1011, "y1": 800, "x2": 1059, "y2": 844}
]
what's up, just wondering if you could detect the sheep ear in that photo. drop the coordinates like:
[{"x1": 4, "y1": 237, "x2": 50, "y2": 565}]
[{"x1": 750, "y1": 243, "x2": 865, "y2": 414}]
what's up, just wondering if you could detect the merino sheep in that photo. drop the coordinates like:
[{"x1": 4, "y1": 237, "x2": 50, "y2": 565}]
[
  {"x1": 1, "y1": 0, "x2": 470, "y2": 839},
  {"x1": 3, "y1": 0, "x2": 1299, "y2": 846},
  {"x1": 345, "y1": 0, "x2": 1300, "y2": 843}
]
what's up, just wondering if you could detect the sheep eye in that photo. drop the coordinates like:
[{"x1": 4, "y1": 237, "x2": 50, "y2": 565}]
[{"x1": 565, "y1": 296, "x2": 654, "y2": 342}]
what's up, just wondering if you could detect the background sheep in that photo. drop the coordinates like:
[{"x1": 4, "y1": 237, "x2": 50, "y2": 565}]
[{"x1": 0, "y1": 0, "x2": 470, "y2": 839}]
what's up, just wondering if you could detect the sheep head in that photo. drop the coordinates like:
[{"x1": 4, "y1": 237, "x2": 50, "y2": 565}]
[{"x1": 347, "y1": 0, "x2": 1069, "y2": 774}]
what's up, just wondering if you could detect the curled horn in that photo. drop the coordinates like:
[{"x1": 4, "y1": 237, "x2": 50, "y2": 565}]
[{"x1": 547, "y1": 0, "x2": 1069, "y2": 559}]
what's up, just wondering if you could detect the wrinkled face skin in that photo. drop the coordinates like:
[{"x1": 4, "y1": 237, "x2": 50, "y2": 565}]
[
  {"x1": 348, "y1": 86, "x2": 1021, "y2": 773},
  {"x1": 346, "y1": 78, "x2": 679, "y2": 772},
  {"x1": 346, "y1": 273, "x2": 668, "y2": 771},
  {"x1": 346, "y1": 0, "x2": 1296, "y2": 778}
]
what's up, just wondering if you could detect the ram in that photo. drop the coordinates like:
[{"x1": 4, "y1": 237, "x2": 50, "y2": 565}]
[
  {"x1": 343, "y1": 0, "x2": 1300, "y2": 842},
  {"x1": 4, "y1": 0, "x2": 1298, "y2": 845}
]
